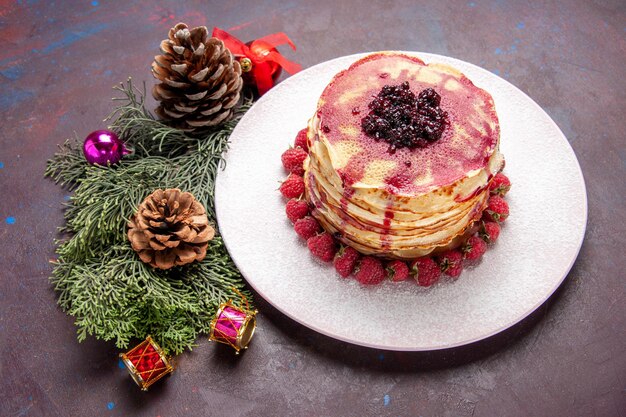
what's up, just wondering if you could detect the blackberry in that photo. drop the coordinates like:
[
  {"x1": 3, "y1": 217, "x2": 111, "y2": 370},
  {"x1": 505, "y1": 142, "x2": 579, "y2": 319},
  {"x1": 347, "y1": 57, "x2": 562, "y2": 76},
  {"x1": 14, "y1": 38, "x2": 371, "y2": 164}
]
[
  {"x1": 418, "y1": 88, "x2": 441, "y2": 106},
  {"x1": 360, "y1": 82, "x2": 448, "y2": 150}
]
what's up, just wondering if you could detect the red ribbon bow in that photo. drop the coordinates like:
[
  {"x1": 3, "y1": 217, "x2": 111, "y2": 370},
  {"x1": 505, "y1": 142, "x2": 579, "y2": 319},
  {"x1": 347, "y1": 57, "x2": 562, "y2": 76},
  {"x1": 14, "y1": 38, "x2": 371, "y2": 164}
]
[{"x1": 212, "y1": 27, "x2": 302, "y2": 95}]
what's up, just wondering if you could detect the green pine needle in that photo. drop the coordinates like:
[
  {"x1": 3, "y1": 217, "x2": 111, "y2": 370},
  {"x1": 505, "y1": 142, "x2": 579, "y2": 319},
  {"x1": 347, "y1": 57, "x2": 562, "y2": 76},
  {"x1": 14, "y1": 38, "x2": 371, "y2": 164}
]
[{"x1": 46, "y1": 78, "x2": 254, "y2": 354}]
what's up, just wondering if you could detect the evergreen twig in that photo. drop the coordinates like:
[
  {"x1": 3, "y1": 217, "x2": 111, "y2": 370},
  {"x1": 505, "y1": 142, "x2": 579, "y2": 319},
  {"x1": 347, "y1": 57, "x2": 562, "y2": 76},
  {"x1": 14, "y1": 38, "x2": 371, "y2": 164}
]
[{"x1": 45, "y1": 79, "x2": 254, "y2": 354}]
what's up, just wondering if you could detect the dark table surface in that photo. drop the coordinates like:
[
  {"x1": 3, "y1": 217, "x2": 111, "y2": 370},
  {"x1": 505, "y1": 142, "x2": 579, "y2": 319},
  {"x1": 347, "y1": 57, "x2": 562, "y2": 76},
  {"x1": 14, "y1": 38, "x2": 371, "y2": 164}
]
[{"x1": 1, "y1": 1, "x2": 625, "y2": 416}]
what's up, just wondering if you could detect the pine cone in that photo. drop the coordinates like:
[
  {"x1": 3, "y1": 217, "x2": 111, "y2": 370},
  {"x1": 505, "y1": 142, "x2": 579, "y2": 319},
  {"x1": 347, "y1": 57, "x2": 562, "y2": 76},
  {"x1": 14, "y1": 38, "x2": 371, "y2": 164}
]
[
  {"x1": 128, "y1": 188, "x2": 215, "y2": 269},
  {"x1": 152, "y1": 23, "x2": 243, "y2": 133}
]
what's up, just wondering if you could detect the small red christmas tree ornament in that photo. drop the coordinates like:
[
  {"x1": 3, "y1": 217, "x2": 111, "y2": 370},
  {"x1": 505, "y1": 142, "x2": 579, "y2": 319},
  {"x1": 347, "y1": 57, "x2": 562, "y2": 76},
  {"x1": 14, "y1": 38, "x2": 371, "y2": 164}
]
[
  {"x1": 212, "y1": 27, "x2": 302, "y2": 96},
  {"x1": 119, "y1": 336, "x2": 174, "y2": 391},
  {"x1": 209, "y1": 289, "x2": 258, "y2": 354}
]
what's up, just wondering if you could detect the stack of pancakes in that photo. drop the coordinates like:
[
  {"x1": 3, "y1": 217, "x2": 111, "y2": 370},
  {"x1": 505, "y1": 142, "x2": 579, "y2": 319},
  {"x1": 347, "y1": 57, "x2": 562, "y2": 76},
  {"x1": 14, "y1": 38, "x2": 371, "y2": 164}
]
[{"x1": 304, "y1": 52, "x2": 504, "y2": 259}]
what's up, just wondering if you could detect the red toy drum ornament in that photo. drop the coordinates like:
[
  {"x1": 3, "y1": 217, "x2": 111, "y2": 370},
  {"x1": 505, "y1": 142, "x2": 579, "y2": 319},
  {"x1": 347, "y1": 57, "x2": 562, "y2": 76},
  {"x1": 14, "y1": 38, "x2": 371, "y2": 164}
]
[
  {"x1": 209, "y1": 291, "x2": 258, "y2": 354},
  {"x1": 212, "y1": 27, "x2": 302, "y2": 96},
  {"x1": 119, "y1": 336, "x2": 173, "y2": 390}
]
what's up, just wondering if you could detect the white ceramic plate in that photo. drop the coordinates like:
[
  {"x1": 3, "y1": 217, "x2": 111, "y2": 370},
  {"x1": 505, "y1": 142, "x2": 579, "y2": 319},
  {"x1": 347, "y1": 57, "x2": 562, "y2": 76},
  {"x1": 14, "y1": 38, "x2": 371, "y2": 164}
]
[{"x1": 215, "y1": 52, "x2": 587, "y2": 351}]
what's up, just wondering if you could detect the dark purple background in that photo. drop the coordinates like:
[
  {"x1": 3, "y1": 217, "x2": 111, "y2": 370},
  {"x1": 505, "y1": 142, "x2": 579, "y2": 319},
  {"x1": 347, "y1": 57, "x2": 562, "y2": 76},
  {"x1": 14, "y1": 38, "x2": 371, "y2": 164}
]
[{"x1": 1, "y1": 1, "x2": 625, "y2": 416}]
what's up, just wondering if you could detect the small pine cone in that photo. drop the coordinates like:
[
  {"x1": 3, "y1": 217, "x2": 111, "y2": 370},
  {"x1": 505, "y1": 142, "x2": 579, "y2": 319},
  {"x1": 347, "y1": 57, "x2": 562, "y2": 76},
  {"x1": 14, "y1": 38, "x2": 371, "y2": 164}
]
[
  {"x1": 152, "y1": 23, "x2": 243, "y2": 133},
  {"x1": 128, "y1": 188, "x2": 215, "y2": 269}
]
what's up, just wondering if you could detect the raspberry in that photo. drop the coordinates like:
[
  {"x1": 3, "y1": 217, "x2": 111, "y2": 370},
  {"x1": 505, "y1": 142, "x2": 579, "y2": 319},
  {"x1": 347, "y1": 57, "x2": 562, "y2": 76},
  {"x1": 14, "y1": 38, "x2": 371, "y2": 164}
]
[
  {"x1": 437, "y1": 250, "x2": 463, "y2": 278},
  {"x1": 489, "y1": 173, "x2": 511, "y2": 196},
  {"x1": 463, "y1": 235, "x2": 487, "y2": 260},
  {"x1": 480, "y1": 221, "x2": 501, "y2": 244},
  {"x1": 285, "y1": 199, "x2": 309, "y2": 223},
  {"x1": 355, "y1": 256, "x2": 386, "y2": 285},
  {"x1": 333, "y1": 245, "x2": 360, "y2": 278},
  {"x1": 386, "y1": 260, "x2": 410, "y2": 282},
  {"x1": 281, "y1": 147, "x2": 308, "y2": 175},
  {"x1": 307, "y1": 232, "x2": 337, "y2": 262},
  {"x1": 294, "y1": 216, "x2": 320, "y2": 240},
  {"x1": 279, "y1": 174, "x2": 305, "y2": 199},
  {"x1": 291, "y1": 165, "x2": 305, "y2": 176},
  {"x1": 410, "y1": 257, "x2": 440, "y2": 287},
  {"x1": 484, "y1": 195, "x2": 509, "y2": 223},
  {"x1": 294, "y1": 128, "x2": 309, "y2": 151}
]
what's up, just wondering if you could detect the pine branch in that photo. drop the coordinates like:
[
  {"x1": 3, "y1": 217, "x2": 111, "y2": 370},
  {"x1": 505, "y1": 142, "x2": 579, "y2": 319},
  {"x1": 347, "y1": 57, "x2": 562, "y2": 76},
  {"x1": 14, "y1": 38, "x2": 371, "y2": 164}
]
[
  {"x1": 45, "y1": 79, "x2": 255, "y2": 354},
  {"x1": 106, "y1": 78, "x2": 191, "y2": 158},
  {"x1": 44, "y1": 138, "x2": 89, "y2": 189}
]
